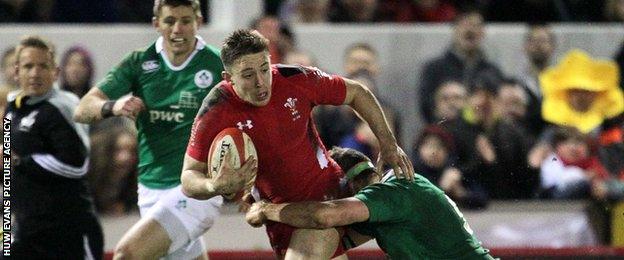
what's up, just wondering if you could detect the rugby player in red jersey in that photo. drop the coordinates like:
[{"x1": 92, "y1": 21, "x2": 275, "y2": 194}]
[{"x1": 181, "y1": 29, "x2": 413, "y2": 258}]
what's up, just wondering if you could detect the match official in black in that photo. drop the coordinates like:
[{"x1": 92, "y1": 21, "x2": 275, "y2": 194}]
[{"x1": 5, "y1": 36, "x2": 103, "y2": 259}]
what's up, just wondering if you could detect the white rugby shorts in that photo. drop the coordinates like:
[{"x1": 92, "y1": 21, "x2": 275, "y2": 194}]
[{"x1": 138, "y1": 183, "x2": 223, "y2": 258}]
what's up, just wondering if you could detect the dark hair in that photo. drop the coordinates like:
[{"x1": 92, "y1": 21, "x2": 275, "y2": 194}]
[
  {"x1": 1, "y1": 46, "x2": 16, "y2": 69},
  {"x1": 551, "y1": 126, "x2": 587, "y2": 147},
  {"x1": 344, "y1": 42, "x2": 377, "y2": 59},
  {"x1": 59, "y1": 46, "x2": 94, "y2": 98},
  {"x1": 15, "y1": 35, "x2": 55, "y2": 65},
  {"x1": 329, "y1": 147, "x2": 377, "y2": 183},
  {"x1": 153, "y1": 0, "x2": 201, "y2": 18},
  {"x1": 220, "y1": 29, "x2": 270, "y2": 70}
]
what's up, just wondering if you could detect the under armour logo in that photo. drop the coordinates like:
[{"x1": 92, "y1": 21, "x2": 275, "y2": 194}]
[
  {"x1": 284, "y1": 97, "x2": 301, "y2": 121},
  {"x1": 237, "y1": 120, "x2": 253, "y2": 130}
]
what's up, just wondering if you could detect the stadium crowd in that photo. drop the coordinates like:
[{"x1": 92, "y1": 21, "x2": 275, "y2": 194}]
[
  {"x1": 2, "y1": 0, "x2": 624, "y2": 23},
  {"x1": 2, "y1": 0, "x2": 624, "y2": 253}
]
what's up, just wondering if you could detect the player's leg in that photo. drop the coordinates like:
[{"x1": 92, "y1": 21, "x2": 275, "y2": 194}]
[
  {"x1": 157, "y1": 186, "x2": 222, "y2": 259},
  {"x1": 121, "y1": 185, "x2": 222, "y2": 260},
  {"x1": 113, "y1": 217, "x2": 171, "y2": 259},
  {"x1": 114, "y1": 220, "x2": 208, "y2": 260},
  {"x1": 114, "y1": 184, "x2": 173, "y2": 259},
  {"x1": 286, "y1": 228, "x2": 347, "y2": 260}
]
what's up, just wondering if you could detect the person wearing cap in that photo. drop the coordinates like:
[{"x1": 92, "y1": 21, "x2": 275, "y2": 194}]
[{"x1": 246, "y1": 147, "x2": 494, "y2": 260}]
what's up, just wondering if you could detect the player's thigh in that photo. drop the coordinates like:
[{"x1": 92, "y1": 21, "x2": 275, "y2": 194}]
[
  {"x1": 115, "y1": 217, "x2": 171, "y2": 259},
  {"x1": 156, "y1": 186, "x2": 223, "y2": 244},
  {"x1": 286, "y1": 228, "x2": 341, "y2": 260},
  {"x1": 137, "y1": 183, "x2": 172, "y2": 216}
]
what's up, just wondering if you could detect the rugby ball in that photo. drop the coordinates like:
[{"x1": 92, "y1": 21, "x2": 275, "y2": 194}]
[{"x1": 207, "y1": 127, "x2": 257, "y2": 198}]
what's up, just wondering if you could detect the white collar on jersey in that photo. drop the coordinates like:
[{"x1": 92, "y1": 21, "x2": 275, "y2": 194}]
[{"x1": 155, "y1": 35, "x2": 207, "y2": 71}]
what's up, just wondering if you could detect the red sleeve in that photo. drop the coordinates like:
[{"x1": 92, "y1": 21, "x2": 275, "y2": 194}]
[
  {"x1": 186, "y1": 108, "x2": 223, "y2": 161},
  {"x1": 186, "y1": 85, "x2": 232, "y2": 161},
  {"x1": 298, "y1": 66, "x2": 347, "y2": 106}
]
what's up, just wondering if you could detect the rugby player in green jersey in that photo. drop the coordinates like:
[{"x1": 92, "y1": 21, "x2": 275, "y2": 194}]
[
  {"x1": 74, "y1": 1, "x2": 225, "y2": 259},
  {"x1": 246, "y1": 147, "x2": 494, "y2": 260}
]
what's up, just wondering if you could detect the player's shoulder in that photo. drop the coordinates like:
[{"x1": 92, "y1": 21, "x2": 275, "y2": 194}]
[
  {"x1": 128, "y1": 43, "x2": 158, "y2": 61},
  {"x1": 274, "y1": 64, "x2": 308, "y2": 78},
  {"x1": 274, "y1": 64, "x2": 334, "y2": 84},
  {"x1": 115, "y1": 43, "x2": 159, "y2": 72},
  {"x1": 197, "y1": 81, "x2": 231, "y2": 117}
]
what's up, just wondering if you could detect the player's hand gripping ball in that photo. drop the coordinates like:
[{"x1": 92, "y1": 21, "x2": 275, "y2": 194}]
[{"x1": 208, "y1": 127, "x2": 257, "y2": 200}]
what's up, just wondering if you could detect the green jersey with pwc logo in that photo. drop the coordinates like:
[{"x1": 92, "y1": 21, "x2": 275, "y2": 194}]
[{"x1": 98, "y1": 36, "x2": 223, "y2": 189}]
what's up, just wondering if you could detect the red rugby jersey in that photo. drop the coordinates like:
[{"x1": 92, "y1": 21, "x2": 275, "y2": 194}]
[{"x1": 187, "y1": 65, "x2": 347, "y2": 203}]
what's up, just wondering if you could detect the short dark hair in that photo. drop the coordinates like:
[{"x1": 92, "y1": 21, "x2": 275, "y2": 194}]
[
  {"x1": 15, "y1": 35, "x2": 55, "y2": 65},
  {"x1": 344, "y1": 43, "x2": 377, "y2": 59},
  {"x1": 153, "y1": 0, "x2": 201, "y2": 18},
  {"x1": 1, "y1": 46, "x2": 16, "y2": 69},
  {"x1": 329, "y1": 147, "x2": 377, "y2": 183},
  {"x1": 220, "y1": 29, "x2": 269, "y2": 70}
]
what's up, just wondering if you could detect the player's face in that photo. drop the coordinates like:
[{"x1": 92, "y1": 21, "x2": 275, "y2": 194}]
[
  {"x1": 154, "y1": 5, "x2": 200, "y2": 57},
  {"x1": 16, "y1": 47, "x2": 57, "y2": 97},
  {"x1": 226, "y1": 52, "x2": 273, "y2": 107}
]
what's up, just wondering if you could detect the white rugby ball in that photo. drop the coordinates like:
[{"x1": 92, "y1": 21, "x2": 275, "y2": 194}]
[{"x1": 207, "y1": 127, "x2": 257, "y2": 198}]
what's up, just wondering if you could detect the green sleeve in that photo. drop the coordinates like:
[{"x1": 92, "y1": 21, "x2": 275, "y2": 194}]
[
  {"x1": 97, "y1": 52, "x2": 138, "y2": 99},
  {"x1": 354, "y1": 183, "x2": 409, "y2": 223}
]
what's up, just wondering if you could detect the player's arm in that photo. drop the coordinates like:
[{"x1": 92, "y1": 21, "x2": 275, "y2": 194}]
[
  {"x1": 342, "y1": 78, "x2": 414, "y2": 180},
  {"x1": 246, "y1": 198, "x2": 369, "y2": 229},
  {"x1": 181, "y1": 151, "x2": 257, "y2": 200},
  {"x1": 74, "y1": 87, "x2": 145, "y2": 124}
]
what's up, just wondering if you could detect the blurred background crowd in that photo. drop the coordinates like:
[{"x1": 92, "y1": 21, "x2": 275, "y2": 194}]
[
  {"x1": 2, "y1": 0, "x2": 624, "y2": 246},
  {"x1": 1, "y1": 0, "x2": 624, "y2": 23}
]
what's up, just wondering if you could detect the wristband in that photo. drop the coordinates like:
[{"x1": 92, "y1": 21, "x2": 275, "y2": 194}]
[{"x1": 101, "y1": 100, "x2": 116, "y2": 118}]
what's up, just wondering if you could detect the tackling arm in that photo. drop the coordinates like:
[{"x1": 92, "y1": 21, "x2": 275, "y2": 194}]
[{"x1": 248, "y1": 198, "x2": 370, "y2": 229}]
